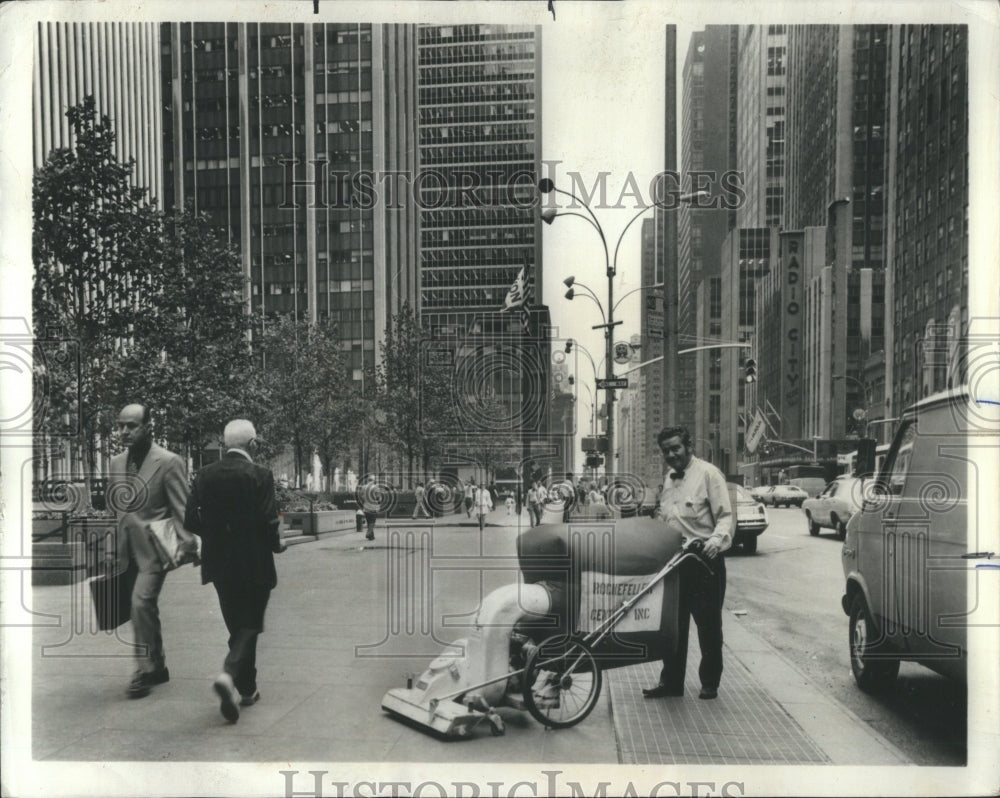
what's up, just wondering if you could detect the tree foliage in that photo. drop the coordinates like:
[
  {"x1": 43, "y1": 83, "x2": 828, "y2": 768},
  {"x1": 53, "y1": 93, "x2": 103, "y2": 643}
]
[
  {"x1": 256, "y1": 315, "x2": 354, "y2": 487},
  {"x1": 33, "y1": 97, "x2": 161, "y2": 472},
  {"x1": 102, "y1": 204, "x2": 257, "y2": 462}
]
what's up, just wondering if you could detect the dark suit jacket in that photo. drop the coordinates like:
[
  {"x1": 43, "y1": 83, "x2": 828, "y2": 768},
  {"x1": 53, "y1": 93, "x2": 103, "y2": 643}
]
[
  {"x1": 184, "y1": 451, "x2": 281, "y2": 588},
  {"x1": 108, "y1": 443, "x2": 190, "y2": 574}
]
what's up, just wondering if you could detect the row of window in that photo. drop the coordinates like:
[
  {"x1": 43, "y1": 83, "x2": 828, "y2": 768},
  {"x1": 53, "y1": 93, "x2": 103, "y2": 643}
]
[
  {"x1": 418, "y1": 44, "x2": 535, "y2": 66},
  {"x1": 422, "y1": 249, "x2": 532, "y2": 266},
  {"x1": 422, "y1": 267, "x2": 525, "y2": 288},
  {"x1": 169, "y1": 30, "x2": 371, "y2": 54},
  {"x1": 422, "y1": 228, "x2": 533, "y2": 246},
  {"x1": 420, "y1": 82, "x2": 535, "y2": 105},
  {"x1": 419, "y1": 65, "x2": 536, "y2": 86},
  {"x1": 418, "y1": 26, "x2": 534, "y2": 44},
  {"x1": 420, "y1": 105, "x2": 535, "y2": 125},
  {"x1": 420, "y1": 123, "x2": 536, "y2": 145},
  {"x1": 316, "y1": 59, "x2": 372, "y2": 76}
]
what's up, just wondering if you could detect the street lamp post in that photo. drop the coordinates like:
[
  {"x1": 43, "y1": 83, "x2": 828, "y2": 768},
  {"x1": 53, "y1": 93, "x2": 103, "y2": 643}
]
[{"x1": 539, "y1": 178, "x2": 706, "y2": 472}]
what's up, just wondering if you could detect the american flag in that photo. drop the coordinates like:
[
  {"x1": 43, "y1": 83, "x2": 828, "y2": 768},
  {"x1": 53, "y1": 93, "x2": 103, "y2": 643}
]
[{"x1": 500, "y1": 255, "x2": 532, "y2": 332}]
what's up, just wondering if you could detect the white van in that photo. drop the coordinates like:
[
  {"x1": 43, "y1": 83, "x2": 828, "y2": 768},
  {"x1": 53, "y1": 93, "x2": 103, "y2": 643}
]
[{"x1": 840, "y1": 387, "x2": 999, "y2": 691}]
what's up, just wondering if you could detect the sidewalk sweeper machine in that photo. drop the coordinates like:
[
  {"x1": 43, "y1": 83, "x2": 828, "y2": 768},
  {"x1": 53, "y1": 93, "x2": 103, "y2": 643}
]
[{"x1": 381, "y1": 516, "x2": 711, "y2": 738}]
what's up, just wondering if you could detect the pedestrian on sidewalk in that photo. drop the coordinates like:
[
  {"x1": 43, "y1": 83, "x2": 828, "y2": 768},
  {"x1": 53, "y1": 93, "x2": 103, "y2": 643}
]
[
  {"x1": 473, "y1": 484, "x2": 493, "y2": 531},
  {"x1": 411, "y1": 482, "x2": 431, "y2": 519},
  {"x1": 184, "y1": 420, "x2": 286, "y2": 723},
  {"x1": 109, "y1": 403, "x2": 197, "y2": 699},
  {"x1": 463, "y1": 478, "x2": 476, "y2": 518},
  {"x1": 643, "y1": 425, "x2": 732, "y2": 701},
  {"x1": 504, "y1": 492, "x2": 515, "y2": 516},
  {"x1": 358, "y1": 474, "x2": 380, "y2": 540}
]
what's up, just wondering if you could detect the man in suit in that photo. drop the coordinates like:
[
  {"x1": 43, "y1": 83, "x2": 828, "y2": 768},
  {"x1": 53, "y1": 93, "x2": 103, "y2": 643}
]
[
  {"x1": 184, "y1": 419, "x2": 284, "y2": 723},
  {"x1": 109, "y1": 403, "x2": 195, "y2": 699}
]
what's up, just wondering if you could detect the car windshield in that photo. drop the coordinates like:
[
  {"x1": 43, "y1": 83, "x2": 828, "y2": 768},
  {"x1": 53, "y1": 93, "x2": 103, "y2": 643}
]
[{"x1": 734, "y1": 485, "x2": 755, "y2": 502}]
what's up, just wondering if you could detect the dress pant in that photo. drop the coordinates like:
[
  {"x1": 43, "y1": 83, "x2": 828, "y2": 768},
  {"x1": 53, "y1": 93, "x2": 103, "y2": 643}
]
[
  {"x1": 131, "y1": 570, "x2": 167, "y2": 672},
  {"x1": 213, "y1": 576, "x2": 272, "y2": 697},
  {"x1": 659, "y1": 553, "x2": 727, "y2": 692}
]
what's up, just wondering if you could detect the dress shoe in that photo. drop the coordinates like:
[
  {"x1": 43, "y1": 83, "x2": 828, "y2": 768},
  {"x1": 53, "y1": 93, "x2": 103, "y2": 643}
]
[
  {"x1": 240, "y1": 689, "x2": 261, "y2": 707},
  {"x1": 642, "y1": 683, "x2": 684, "y2": 698},
  {"x1": 698, "y1": 687, "x2": 718, "y2": 700},
  {"x1": 126, "y1": 667, "x2": 169, "y2": 698},
  {"x1": 213, "y1": 673, "x2": 241, "y2": 723}
]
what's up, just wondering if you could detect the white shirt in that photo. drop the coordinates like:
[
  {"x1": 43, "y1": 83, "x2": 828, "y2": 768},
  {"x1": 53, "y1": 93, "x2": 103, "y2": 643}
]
[{"x1": 656, "y1": 456, "x2": 733, "y2": 552}]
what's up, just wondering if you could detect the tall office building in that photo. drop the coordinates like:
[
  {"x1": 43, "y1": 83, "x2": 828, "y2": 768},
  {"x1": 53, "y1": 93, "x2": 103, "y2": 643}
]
[
  {"x1": 160, "y1": 22, "x2": 419, "y2": 378},
  {"x1": 34, "y1": 21, "x2": 164, "y2": 201},
  {"x1": 679, "y1": 27, "x2": 736, "y2": 468},
  {"x1": 735, "y1": 24, "x2": 788, "y2": 448},
  {"x1": 735, "y1": 24, "x2": 787, "y2": 231},
  {"x1": 885, "y1": 24, "x2": 968, "y2": 414},
  {"x1": 416, "y1": 23, "x2": 542, "y2": 315},
  {"x1": 414, "y1": 24, "x2": 551, "y2": 478},
  {"x1": 784, "y1": 25, "x2": 890, "y2": 439}
]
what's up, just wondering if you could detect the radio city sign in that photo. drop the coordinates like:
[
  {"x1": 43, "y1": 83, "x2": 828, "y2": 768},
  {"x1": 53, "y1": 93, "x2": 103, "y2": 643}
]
[{"x1": 781, "y1": 231, "x2": 803, "y2": 413}]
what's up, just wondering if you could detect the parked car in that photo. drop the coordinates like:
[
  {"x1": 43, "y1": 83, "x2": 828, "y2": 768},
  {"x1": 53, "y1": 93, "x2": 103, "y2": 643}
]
[
  {"x1": 759, "y1": 484, "x2": 809, "y2": 508},
  {"x1": 749, "y1": 484, "x2": 772, "y2": 502},
  {"x1": 841, "y1": 387, "x2": 997, "y2": 692},
  {"x1": 802, "y1": 475, "x2": 868, "y2": 539},
  {"x1": 726, "y1": 483, "x2": 768, "y2": 554}
]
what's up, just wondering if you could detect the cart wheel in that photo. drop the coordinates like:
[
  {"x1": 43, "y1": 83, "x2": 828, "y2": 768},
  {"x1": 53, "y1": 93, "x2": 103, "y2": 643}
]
[{"x1": 523, "y1": 635, "x2": 603, "y2": 729}]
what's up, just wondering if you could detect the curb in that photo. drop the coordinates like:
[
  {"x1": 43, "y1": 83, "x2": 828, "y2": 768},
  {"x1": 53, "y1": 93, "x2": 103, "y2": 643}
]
[{"x1": 723, "y1": 611, "x2": 910, "y2": 765}]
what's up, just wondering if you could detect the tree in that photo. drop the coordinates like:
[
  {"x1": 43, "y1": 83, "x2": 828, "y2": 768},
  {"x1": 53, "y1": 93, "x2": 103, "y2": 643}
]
[
  {"x1": 257, "y1": 316, "x2": 351, "y2": 487},
  {"x1": 33, "y1": 96, "x2": 161, "y2": 481},
  {"x1": 101, "y1": 204, "x2": 258, "y2": 465},
  {"x1": 375, "y1": 303, "x2": 459, "y2": 484}
]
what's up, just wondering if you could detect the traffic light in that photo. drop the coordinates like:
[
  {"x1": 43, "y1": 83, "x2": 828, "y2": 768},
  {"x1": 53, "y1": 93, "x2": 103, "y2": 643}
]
[
  {"x1": 568, "y1": 376, "x2": 575, "y2": 385},
  {"x1": 744, "y1": 358, "x2": 757, "y2": 383},
  {"x1": 565, "y1": 339, "x2": 574, "y2": 353},
  {"x1": 585, "y1": 454, "x2": 604, "y2": 468}
]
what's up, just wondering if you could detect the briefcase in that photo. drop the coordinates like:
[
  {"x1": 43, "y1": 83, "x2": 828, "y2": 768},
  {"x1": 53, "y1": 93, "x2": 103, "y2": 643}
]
[{"x1": 88, "y1": 561, "x2": 137, "y2": 631}]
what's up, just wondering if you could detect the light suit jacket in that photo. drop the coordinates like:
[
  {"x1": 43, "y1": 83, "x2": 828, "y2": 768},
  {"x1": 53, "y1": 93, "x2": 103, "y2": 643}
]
[{"x1": 108, "y1": 442, "x2": 189, "y2": 573}]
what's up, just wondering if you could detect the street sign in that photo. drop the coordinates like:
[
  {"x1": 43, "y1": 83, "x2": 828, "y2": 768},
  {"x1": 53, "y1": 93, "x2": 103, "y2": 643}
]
[
  {"x1": 746, "y1": 411, "x2": 767, "y2": 453},
  {"x1": 613, "y1": 342, "x2": 632, "y2": 364},
  {"x1": 582, "y1": 436, "x2": 608, "y2": 453},
  {"x1": 596, "y1": 377, "x2": 628, "y2": 390}
]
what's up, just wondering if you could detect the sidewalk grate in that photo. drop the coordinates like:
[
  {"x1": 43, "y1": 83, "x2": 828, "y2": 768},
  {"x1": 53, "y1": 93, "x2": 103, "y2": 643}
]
[{"x1": 608, "y1": 659, "x2": 830, "y2": 765}]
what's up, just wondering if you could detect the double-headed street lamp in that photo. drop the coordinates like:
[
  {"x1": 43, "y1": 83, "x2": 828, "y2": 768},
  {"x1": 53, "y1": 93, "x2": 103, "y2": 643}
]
[{"x1": 539, "y1": 177, "x2": 706, "y2": 467}]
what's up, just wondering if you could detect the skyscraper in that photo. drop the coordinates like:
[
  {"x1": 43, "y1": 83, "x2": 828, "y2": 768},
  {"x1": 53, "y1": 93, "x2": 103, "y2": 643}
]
[
  {"x1": 160, "y1": 22, "x2": 419, "y2": 378},
  {"x1": 885, "y1": 24, "x2": 968, "y2": 414},
  {"x1": 34, "y1": 21, "x2": 164, "y2": 200},
  {"x1": 784, "y1": 25, "x2": 890, "y2": 439},
  {"x1": 679, "y1": 26, "x2": 736, "y2": 468},
  {"x1": 414, "y1": 24, "x2": 550, "y2": 479}
]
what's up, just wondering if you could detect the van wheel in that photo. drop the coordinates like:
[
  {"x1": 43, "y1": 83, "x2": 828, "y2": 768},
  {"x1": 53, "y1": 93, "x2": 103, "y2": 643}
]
[
  {"x1": 849, "y1": 594, "x2": 900, "y2": 692},
  {"x1": 836, "y1": 519, "x2": 848, "y2": 540},
  {"x1": 806, "y1": 513, "x2": 820, "y2": 536},
  {"x1": 743, "y1": 535, "x2": 758, "y2": 554}
]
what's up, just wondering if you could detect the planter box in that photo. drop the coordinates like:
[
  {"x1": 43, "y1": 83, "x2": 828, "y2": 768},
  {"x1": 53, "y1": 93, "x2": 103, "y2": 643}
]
[
  {"x1": 32, "y1": 541, "x2": 87, "y2": 585},
  {"x1": 280, "y1": 509, "x2": 355, "y2": 536}
]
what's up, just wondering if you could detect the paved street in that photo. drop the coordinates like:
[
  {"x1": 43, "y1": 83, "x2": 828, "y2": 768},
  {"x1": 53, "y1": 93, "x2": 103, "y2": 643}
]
[
  {"x1": 724, "y1": 505, "x2": 969, "y2": 766},
  {"x1": 20, "y1": 504, "x2": 920, "y2": 785}
]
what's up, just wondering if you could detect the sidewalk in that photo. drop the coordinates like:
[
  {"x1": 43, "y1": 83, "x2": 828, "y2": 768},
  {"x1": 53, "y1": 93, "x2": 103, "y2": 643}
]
[{"x1": 27, "y1": 513, "x2": 906, "y2": 769}]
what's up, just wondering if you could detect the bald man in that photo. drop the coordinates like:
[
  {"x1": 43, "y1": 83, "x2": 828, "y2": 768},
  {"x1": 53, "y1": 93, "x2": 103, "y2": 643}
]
[
  {"x1": 109, "y1": 404, "x2": 194, "y2": 699},
  {"x1": 185, "y1": 419, "x2": 284, "y2": 723}
]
